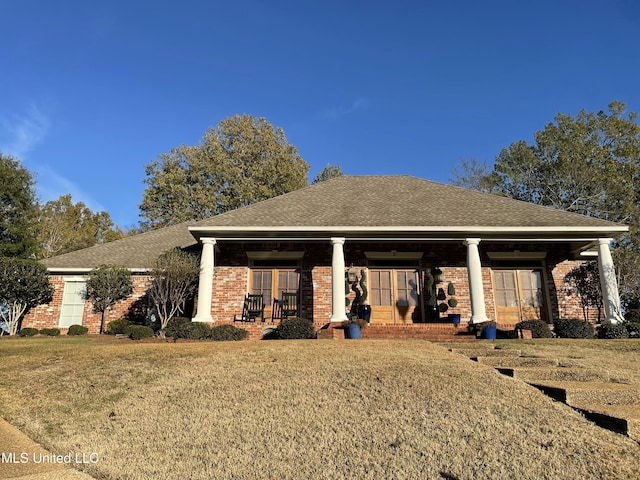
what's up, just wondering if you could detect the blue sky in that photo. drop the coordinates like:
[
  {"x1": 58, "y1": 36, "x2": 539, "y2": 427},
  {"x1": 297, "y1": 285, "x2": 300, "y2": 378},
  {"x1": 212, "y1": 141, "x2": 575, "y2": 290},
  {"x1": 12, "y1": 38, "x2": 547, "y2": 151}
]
[{"x1": 1, "y1": 0, "x2": 639, "y2": 228}]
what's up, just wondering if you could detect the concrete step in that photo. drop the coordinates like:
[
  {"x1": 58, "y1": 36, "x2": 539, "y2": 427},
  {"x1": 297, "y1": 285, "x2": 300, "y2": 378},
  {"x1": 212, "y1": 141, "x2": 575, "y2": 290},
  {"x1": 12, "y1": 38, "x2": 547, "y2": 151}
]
[
  {"x1": 497, "y1": 367, "x2": 611, "y2": 383},
  {"x1": 527, "y1": 381, "x2": 640, "y2": 406},
  {"x1": 476, "y1": 356, "x2": 559, "y2": 368},
  {"x1": 571, "y1": 404, "x2": 640, "y2": 442}
]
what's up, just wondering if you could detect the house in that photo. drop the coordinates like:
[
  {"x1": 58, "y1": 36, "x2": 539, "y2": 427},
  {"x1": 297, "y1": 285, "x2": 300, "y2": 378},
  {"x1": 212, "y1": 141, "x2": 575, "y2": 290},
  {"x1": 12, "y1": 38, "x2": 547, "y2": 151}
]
[{"x1": 23, "y1": 176, "x2": 627, "y2": 339}]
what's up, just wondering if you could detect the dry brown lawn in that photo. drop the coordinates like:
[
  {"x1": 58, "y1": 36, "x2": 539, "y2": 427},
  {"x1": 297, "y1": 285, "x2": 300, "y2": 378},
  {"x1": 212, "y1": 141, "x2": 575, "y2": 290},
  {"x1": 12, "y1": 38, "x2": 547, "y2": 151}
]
[{"x1": 0, "y1": 336, "x2": 639, "y2": 480}]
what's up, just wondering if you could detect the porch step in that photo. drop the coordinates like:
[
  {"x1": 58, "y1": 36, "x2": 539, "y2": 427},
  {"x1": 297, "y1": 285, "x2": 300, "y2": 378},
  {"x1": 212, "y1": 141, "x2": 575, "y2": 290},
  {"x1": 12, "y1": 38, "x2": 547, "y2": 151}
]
[
  {"x1": 497, "y1": 367, "x2": 611, "y2": 383},
  {"x1": 360, "y1": 324, "x2": 477, "y2": 342},
  {"x1": 476, "y1": 356, "x2": 559, "y2": 368},
  {"x1": 527, "y1": 381, "x2": 640, "y2": 406}
]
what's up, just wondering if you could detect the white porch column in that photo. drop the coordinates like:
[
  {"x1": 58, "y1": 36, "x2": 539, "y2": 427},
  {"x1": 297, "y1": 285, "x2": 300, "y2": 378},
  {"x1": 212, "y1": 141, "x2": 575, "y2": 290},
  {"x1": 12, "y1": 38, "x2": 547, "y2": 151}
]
[
  {"x1": 193, "y1": 238, "x2": 216, "y2": 323},
  {"x1": 330, "y1": 237, "x2": 349, "y2": 322},
  {"x1": 597, "y1": 238, "x2": 624, "y2": 324},
  {"x1": 465, "y1": 238, "x2": 489, "y2": 324}
]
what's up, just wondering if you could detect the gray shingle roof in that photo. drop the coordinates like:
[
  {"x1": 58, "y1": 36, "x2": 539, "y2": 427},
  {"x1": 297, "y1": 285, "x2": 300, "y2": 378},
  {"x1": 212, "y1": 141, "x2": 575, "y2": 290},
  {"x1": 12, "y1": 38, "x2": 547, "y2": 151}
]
[
  {"x1": 192, "y1": 175, "x2": 622, "y2": 228},
  {"x1": 44, "y1": 175, "x2": 626, "y2": 271},
  {"x1": 43, "y1": 221, "x2": 197, "y2": 271}
]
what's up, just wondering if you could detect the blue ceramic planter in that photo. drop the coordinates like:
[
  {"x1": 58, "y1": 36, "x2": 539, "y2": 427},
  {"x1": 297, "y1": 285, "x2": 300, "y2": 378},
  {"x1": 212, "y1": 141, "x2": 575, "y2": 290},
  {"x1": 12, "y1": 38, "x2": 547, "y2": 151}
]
[{"x1": 347, "y1": 322, "x2": 362, "y2": 339}]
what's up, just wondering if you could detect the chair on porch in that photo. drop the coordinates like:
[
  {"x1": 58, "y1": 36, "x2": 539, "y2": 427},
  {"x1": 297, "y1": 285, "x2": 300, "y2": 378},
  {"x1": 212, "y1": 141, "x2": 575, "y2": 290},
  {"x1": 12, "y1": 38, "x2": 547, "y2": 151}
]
[
  {"x1": 234, "y1": 294, "x2": 265, "y2": 322},
  {"x1": 270, "y1": 292, "x2": 299, "y2": 323},
  {"x1": 271, "y1": 297, "x2": 283, "y2": 322},
  {"x1": 281, "y1": 292, "x2": 298, "y2": 320}
]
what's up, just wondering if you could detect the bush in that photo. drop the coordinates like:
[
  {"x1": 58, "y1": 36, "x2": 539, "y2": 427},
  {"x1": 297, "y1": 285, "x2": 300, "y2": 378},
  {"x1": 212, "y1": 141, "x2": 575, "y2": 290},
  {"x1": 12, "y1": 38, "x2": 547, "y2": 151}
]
[
  {"x1": 67, "y1": 324, "x2": 89, "y2": 336},
  {"x1": 184, "y1": 322, "x2": 213, "y2": 340},
  {"x1": 106, "y1": 319, "x2": 131, "y2": 335},
  {"x1": 39, "y1": 328, "x2": 61, "y2": 336},
  {"x1": 18, "y1": 327, "x2": 39, "y2": 337},
  {"x1": 624, "y1": 310, "x2": 640, "y2": 323},
  {"x1": 554, "y1": 319, "x2": 594, "y2": 338},
  {"x1": 514, "y1": 320, "x2": 553, "y2": 338},
  {"x1": 125, "y1": 325, "x2": 154, "y2": 340},
  {"x1": 209, "y1": 324, "x2": 249, "y2": 341},
  {"x1": 598, "y1": 323, "x2": 629, "y2": 339},
  {"x1": 276, "y1": 318, "x2": 316, "y2": 340},
  {"x1": 625, "y1": 321, "x2": 640, "y2": 338},
  {"x1": 165, "y1": 317, "x2": 193, "y2": 339}
]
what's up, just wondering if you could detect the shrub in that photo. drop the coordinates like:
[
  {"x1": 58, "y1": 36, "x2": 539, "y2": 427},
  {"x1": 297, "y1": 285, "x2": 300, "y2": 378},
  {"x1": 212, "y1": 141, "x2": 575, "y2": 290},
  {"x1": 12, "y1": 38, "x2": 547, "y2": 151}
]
[
  {"x1": 209, "y1": 324, "x2": 249, "y2": 341},
  {"x1": 184, "y1": 322, "x2": 213, "y2": 340},
  {"x1": 624, "y1": 310, "x2": 640, "y2": 323},
  {"x1": 67, "y1": 324, "x2": 89, "y2": 336},
  {"x1": 554, "y1": 319, "x2": 594, "y2": 338},
  {"x1": 276, "y1": 318, "x2": 316, "y2": 340},
  {"x1": 514, "y1": 320, "x2": 553, "y2": 338},
  {"x1": 625, "y1": 321, "x2": 640, "y2": 338},
  {"x1": 165, "y1": 317, "x2": 193, "y2": 339},
  {"x1": 125, "y1": 325, "x2": 154, "y2": 340},
  {"x1": 18, "y1": 327, "x2": 39, "y2": 337},
  {"x1": 39, "y1": 328, "x2": 61, "y2": 336},
  {"x1": 598, "y1": 323, "x2": 629, "y2": 339},
  {"x1": 106, "y1": 319, "x2": 131, "y2": 335}
]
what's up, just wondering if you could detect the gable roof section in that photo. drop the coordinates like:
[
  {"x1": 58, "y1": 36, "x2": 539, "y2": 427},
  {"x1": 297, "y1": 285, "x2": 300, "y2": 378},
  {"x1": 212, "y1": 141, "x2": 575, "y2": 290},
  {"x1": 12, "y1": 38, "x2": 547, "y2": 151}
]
[
  {"x1": 43, "y1": 220, "x2": 197, "y2": 271},
  {"x1": 44, "y1": 176, "x2": 627, "y2": 271}
]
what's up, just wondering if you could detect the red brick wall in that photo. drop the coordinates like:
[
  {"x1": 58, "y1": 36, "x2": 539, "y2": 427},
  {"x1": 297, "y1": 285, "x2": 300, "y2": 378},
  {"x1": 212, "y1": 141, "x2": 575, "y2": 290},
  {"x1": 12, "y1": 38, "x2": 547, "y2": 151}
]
[
  {"x1": 22, "y1": 275, "x2": 151, "y2": 334},
  {"x1": 21, "y1": 241, "x2": 601, "y2": 338}
]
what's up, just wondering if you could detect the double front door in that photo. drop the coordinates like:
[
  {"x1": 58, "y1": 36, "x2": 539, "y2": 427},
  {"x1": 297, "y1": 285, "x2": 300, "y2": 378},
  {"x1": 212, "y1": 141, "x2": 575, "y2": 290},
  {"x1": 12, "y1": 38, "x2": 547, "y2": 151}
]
[
  {"x1": 369, "y1": 269, "x2": 420, "y2": 324},
  {"x1": 493, "y1": 269, "x2": 546, "y2": 324}
]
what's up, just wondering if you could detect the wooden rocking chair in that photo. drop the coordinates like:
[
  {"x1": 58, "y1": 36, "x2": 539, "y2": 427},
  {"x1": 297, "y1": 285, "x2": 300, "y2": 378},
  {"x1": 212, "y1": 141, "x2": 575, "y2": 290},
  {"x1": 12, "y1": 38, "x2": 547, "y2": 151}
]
[{"x1": 234, "y1": 294, "x2": 265, "y2": 322}]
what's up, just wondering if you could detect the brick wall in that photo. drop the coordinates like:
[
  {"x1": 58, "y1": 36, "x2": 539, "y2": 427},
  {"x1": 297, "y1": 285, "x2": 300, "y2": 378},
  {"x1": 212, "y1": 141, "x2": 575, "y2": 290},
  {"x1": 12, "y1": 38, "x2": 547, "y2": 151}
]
[
  {"x1": 22, "y1": 275, "x2": 151, "y2": 334},
  {"x1": 21, "y1": 240, "x2": 602, "y2": 337}
]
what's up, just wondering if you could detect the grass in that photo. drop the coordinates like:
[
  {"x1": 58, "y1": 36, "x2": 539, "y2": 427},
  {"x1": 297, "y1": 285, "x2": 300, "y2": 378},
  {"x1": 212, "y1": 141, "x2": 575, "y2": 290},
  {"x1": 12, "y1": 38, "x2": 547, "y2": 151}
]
[
  {"x1": 493, "y1": 338, "x2": 640, "y2": 384},
  {"x1": 0, "y1": 336, "x2": 639, "y2": 479}
]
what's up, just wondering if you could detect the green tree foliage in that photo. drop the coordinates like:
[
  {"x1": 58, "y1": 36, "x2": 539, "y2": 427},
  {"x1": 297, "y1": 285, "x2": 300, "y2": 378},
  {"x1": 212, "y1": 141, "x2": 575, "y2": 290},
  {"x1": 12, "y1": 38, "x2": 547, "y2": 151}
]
[
  {"x1": 0, "y1": 257, "x2": 54, "y2": 335},
  {"x1": 452, "y1": 101, "x2": 640, "y2": 305},
  {"x1": 84, "y1": 265, "x2": 133, "y2": 334},
  {"x1": 312, "y1": 164, "x2": 344, "y2": 184},
  {"x1": 37, "y1": 194, "x2": 124, "y2": 258},
  {"x1": 147, "y1": 248, "x2": 200, "y2": 334},
  {"x1": 0, "y1": 154, "x2": 39, "y2": 258},
  {"x1": 140, "y1": 114, "x2": 309, "y2": 228}
]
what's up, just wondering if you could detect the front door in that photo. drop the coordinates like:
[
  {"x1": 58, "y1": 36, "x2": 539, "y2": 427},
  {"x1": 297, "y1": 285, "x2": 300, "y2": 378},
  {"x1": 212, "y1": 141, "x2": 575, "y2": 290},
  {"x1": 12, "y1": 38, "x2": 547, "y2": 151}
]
[
  {"x1": 493, "y1": 269, "x2": 545, "y2": 324},
  {"x1": 369, "y1": 269, "x2": 420, "y2": 324}
]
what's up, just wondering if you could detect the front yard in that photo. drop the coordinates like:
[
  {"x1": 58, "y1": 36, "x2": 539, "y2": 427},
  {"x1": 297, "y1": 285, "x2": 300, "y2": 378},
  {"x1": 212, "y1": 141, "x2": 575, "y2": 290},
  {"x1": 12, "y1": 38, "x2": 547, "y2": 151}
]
[{"x1": 0, "y1": 337, "x2": 638, "y2": 479}]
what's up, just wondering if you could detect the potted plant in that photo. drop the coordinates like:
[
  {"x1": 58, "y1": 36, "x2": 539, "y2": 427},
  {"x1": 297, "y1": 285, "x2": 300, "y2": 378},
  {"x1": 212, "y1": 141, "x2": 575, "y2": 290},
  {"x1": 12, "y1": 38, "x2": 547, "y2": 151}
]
[
  {"x1": 474, "y1": 320, "x2": 497, "y2": 340},
  {"x1": 425, "y1": 270, "x2": 438, "y2": 321},
  {"x1": 446, "y1": 282, "x2": 461, "y2": 325},
  {"x1": 356, "y1": 269, "x2": 371, "y2": 323},
  {"x1": 342, "y1": 318, "x2": 368, "y2": 339}
]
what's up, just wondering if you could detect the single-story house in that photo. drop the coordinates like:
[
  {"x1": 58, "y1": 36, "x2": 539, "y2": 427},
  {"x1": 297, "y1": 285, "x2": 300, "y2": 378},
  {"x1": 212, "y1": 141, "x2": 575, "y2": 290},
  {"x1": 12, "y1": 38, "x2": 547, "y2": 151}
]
[{"x1": 23, "y1": 176, "x2": 627, "y2": 339}]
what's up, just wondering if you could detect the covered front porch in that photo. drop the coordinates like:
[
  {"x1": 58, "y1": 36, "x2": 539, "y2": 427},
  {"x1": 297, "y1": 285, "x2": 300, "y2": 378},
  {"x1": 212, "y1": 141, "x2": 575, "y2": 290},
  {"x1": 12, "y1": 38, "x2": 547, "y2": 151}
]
[{"x1": 189, "y1": 232, "x2": 624, "y2": 338}]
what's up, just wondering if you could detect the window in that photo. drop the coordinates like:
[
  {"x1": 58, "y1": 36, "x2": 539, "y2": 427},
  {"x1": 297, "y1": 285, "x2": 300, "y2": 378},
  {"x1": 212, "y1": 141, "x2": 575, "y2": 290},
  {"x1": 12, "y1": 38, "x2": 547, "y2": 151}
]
[
  {"x1": 59, "y1": 280, "x2": 86, "y2": 328},
  {"x1": 251, "y1": 268, "x2": 300, "y2": 305}
]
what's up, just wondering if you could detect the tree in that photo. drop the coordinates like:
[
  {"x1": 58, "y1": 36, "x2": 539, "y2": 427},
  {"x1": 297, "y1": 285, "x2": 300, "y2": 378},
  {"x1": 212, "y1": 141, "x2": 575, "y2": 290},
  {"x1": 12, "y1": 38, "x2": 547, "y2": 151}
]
[
  {"x1": 451, "y1": 101, "x2": 640, "y2": 305},
  {"x1": 563, "y1": 262, "x2": 603, "y2": 322},
  {"x1": 147, "y1": 248, "x2": 200, "y2": 336},
  {"x1": 448, "y1": 158, "x2": 499, "y2": 194},
  {"x1": 37, "y1": 194, "x2": 124, "y2": 258},
  {"x1": 84, "y1": 265, "x2": 133, "y2": 334},
  {"x1": 0, "y1": 257, "x2": 54, "y2": 335},
  {"x1": 0, "y1": 154, "x2": 39, "y2": 258},
  {"x1": 453, "y1": 102, "x2": 640, "y2": 230},
  {"x1": 312, "y1": 164, "x2": 344, "y2": 184},
  {"x1": 140, "y1": 114, "x2": 309, "y2": 228}
]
